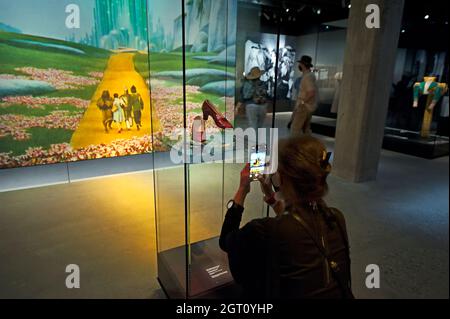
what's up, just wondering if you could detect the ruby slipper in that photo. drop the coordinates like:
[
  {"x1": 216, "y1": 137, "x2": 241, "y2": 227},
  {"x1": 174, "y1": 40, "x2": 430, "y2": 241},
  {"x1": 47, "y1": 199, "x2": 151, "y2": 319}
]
[{"x1": 202, "y1": 100, "x2": 233, "y2": 129}]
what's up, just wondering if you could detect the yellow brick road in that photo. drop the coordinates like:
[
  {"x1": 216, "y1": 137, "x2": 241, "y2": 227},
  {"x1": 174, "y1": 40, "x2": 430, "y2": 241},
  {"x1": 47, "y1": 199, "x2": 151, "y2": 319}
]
[{"x1": 71, "y1": 53, "x2": 160, "y2": 149}]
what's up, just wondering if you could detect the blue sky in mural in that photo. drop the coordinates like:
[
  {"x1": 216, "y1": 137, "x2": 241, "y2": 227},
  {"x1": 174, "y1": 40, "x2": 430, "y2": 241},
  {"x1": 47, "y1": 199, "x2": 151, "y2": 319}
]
[
  {"x1": 0, "y1": 0, "x2": 180, "y2": 42},
  {"x1": 0, "y1": 0, "x2": 95, "y2": 41},
  {"x1": 0, "y1": 0, "x2": 234, "y2": 52}
]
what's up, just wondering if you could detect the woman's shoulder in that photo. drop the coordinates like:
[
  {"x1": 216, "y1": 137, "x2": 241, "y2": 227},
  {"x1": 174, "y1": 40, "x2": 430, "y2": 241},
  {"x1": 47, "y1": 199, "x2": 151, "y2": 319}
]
[
  {"x1": 243, "y1": 214, "x2": 298, "y2": 241},
  {"x1": 243, "y1": 217, "x2": 276, "y2": 237}
]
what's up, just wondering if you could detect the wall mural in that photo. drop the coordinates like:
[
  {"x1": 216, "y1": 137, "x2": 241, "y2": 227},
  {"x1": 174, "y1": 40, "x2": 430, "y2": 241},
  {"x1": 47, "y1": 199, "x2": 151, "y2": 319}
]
[
  {"x1": 0, "y1": 0, "x2": 237, "y2": 169},
  {"x1": 244, "y1": 37, "x2": 296, "y2": 100}
]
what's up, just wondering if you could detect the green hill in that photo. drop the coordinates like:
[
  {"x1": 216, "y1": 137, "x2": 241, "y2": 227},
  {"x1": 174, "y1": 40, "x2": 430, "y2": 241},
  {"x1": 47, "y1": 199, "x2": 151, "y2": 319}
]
[
  {"x1": 0, "y1": 31, "x2": 110, "y2": 77},
  {"x1": 0, "y1": 32, "x2": 111, "y2": 160}
]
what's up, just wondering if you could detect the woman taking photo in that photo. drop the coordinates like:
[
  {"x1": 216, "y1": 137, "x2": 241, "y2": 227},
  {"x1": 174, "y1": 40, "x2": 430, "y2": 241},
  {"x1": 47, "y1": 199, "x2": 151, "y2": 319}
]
[{"x1": 220, "y1": 136, "x2": 353, "y2": 299}]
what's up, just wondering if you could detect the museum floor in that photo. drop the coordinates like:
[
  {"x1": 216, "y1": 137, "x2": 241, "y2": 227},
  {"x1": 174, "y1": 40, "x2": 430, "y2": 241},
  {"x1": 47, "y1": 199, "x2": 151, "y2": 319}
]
[{"x1": 0, "y1": 134, "x2": 448, "y2": 299}]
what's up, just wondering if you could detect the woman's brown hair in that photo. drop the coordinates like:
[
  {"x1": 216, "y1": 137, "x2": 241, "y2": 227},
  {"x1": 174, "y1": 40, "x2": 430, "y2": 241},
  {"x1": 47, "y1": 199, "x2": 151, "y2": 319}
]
[{"x1": 278, "y1": 136, "x2": 331, "y2": 205}]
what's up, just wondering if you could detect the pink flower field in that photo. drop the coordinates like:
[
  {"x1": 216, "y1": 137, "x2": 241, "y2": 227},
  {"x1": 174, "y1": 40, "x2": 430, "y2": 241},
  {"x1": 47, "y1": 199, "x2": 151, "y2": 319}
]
[
  {"x1": 0, "y1": 133, "x2": 165, "y2": 168},
  {"x1": 1, "y1": 96, "x2": 90, "y2": 110},
  {"x1": 0, "y1": 68, "x2": 235, "y2": 169},
  {"x1": 150, "y1": 80, "x2": 234, "y2": 140},
  {"x1": 15, "y1": 67, "x2": 101, "y2": 90}
]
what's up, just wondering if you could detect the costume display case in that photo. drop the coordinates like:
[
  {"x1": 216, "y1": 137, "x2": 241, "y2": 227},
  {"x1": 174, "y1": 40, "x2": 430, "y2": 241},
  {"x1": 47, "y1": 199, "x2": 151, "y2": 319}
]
[
  {"x1": 384, "y1": 49, "x2": 449, "y2": 158},
  {"x1": 288, "y1": 23, "x2": 450, "y2": 159},
  {"x1": 150, "y1": 0, "x2": 352, "y2": 298}
]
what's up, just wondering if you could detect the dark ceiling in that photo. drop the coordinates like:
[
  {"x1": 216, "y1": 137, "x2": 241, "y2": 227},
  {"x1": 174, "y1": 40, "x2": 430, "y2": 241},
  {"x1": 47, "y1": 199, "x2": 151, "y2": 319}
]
[
  {"x1": 239, "y1": 0, "x2": 350, "y2": 35},
  {"x1": 239, "y1": 0, "x2": 449, "y2": 50},
  {"x1": 399, "y1": 0, "x2": 449, "y2": 51}
]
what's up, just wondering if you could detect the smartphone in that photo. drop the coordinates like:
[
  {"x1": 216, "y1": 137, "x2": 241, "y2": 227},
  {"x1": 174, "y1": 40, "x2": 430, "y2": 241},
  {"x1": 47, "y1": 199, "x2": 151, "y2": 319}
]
[{"x1": 249, "y1": 144, "x2": 267, "y2": 181}]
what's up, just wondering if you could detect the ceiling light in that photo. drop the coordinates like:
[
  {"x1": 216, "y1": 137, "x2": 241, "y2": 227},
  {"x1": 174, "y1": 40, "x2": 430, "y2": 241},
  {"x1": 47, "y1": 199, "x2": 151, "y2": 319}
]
[{"x1": 424, "y1": 15, "x2": 430, "y2": 20}]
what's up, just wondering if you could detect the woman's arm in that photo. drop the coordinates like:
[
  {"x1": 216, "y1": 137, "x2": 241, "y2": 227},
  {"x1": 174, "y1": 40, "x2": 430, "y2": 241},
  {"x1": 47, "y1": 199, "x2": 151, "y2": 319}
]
[
  {"x1": 219, "y1": 165, "x2": 273, "y2": 285},
  {"x1": 219, "y1": 165, "x2": 250, "y2": 252},
  {"x1": 219, "y1": 198, "x2": 244, "y2": 252}
]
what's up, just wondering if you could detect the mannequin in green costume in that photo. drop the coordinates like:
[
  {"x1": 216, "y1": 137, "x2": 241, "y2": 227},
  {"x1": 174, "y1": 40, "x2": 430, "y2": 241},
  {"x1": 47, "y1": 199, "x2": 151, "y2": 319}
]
[{"x1": 412, "y1": 76, "x2": 448, "y2": 138}]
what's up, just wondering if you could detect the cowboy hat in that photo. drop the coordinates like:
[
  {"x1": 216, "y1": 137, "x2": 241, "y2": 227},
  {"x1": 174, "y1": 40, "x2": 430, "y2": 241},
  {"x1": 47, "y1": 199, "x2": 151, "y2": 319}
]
[{"x1": 297, "y1": 55, "x2": 313, "y2": 68}]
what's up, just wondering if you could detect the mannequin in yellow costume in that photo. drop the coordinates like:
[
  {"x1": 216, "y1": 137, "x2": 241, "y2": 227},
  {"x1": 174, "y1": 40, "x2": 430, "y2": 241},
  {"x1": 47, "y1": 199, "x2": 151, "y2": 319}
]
[{"x1": 412, "y1": 76, "x2": 448, "y2": 138}]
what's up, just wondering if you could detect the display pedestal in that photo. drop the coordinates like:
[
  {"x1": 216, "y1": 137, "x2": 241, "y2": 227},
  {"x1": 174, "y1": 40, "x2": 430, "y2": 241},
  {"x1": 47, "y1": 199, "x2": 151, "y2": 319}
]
[
  {"x1": 308, "y1": 116, "x2": 449, "y2": 159},
  {"x1": 310, "y1": 115, "x2": 337, "y2": 138},
  {"x1": 158, "y1": 237, "x2": 241, "y2": 299},
  {"x1": 383, "y1": 128, "x2": 449, "y2": 159}
]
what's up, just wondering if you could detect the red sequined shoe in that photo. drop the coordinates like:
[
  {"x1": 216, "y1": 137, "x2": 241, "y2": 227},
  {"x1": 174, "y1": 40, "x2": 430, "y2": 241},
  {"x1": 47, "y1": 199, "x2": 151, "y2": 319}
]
[{"x1": 202, "y1": 100, "x2": 233, "y2": 129}]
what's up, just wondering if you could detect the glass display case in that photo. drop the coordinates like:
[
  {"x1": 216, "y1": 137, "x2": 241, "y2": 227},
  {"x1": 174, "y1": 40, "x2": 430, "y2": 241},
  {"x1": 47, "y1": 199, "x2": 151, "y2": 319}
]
[
  {"x1": 150, "y1": 0, "x2": 352, "y2": 298},
  {"x1": 383, "y1": 48, "x2": 449, "y2": 158},
  {"x1": 308, "y1": 21, "x2": 347, "y2": 137},
  {"x1": 150, "y1": 0, "x2": 268, "y2": 299}
]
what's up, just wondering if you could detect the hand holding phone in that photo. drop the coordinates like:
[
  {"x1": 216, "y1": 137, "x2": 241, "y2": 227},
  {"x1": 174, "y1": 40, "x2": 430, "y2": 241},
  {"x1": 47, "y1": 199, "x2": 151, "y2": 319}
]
[
  {"x1": 257, "y1": 175, "x2": 274, "y2": 198},
  {"x1": 250, "y1": 145, "x2": 267, "y2": 181},
  {"x1": 237, "y1": 164, "x2": 251, "y2": 199}
]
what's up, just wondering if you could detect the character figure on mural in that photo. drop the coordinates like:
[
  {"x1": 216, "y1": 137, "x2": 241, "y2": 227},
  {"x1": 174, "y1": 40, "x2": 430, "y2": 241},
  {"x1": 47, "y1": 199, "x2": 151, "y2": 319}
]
[
  {"x1": 245, "y1": 40, "x2": 296, "y2": 100},
  {"x1": 97, "y1": 90, "x2": 114, "y2": 133},
  {"x1": 112, "y1": 93, "x2": 126, "y2": 134},
  {"x1": 277, "y1": 46, "x2": 296, "y2": 100},
  {"x1": 129, "y1": 85, "x2": 144, "y2": 131},
  {"x1": 246, "y1": 44, "x2": 267, "y2": 74},
  {"x1": 120, "y1": 88, "x2": 133, "y2": 130},
  {"x1": 265, "y1": 49, "x2": 277, "y2": 97},
  {"x1": 259, "y1": 47, "x2": 273, "y2": 81}
]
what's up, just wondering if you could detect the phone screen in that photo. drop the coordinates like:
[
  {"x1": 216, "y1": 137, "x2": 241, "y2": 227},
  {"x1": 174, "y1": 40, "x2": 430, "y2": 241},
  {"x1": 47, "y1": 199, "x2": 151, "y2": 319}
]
[{"x1": 250, "y1": 146, "x2": 267, "y2": 180}]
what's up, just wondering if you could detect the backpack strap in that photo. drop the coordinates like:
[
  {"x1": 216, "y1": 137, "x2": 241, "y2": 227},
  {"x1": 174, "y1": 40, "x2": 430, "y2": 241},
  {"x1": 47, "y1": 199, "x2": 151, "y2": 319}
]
[
  {"x1": 290, "y1": 210, "x2": 354, "y2": 299},
  {"x1": 328, "y1": 207, "x2": 353, "y2": 296},
  {"x1": 265, "y1": 219, "x2": 280, "y2": 299}
]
